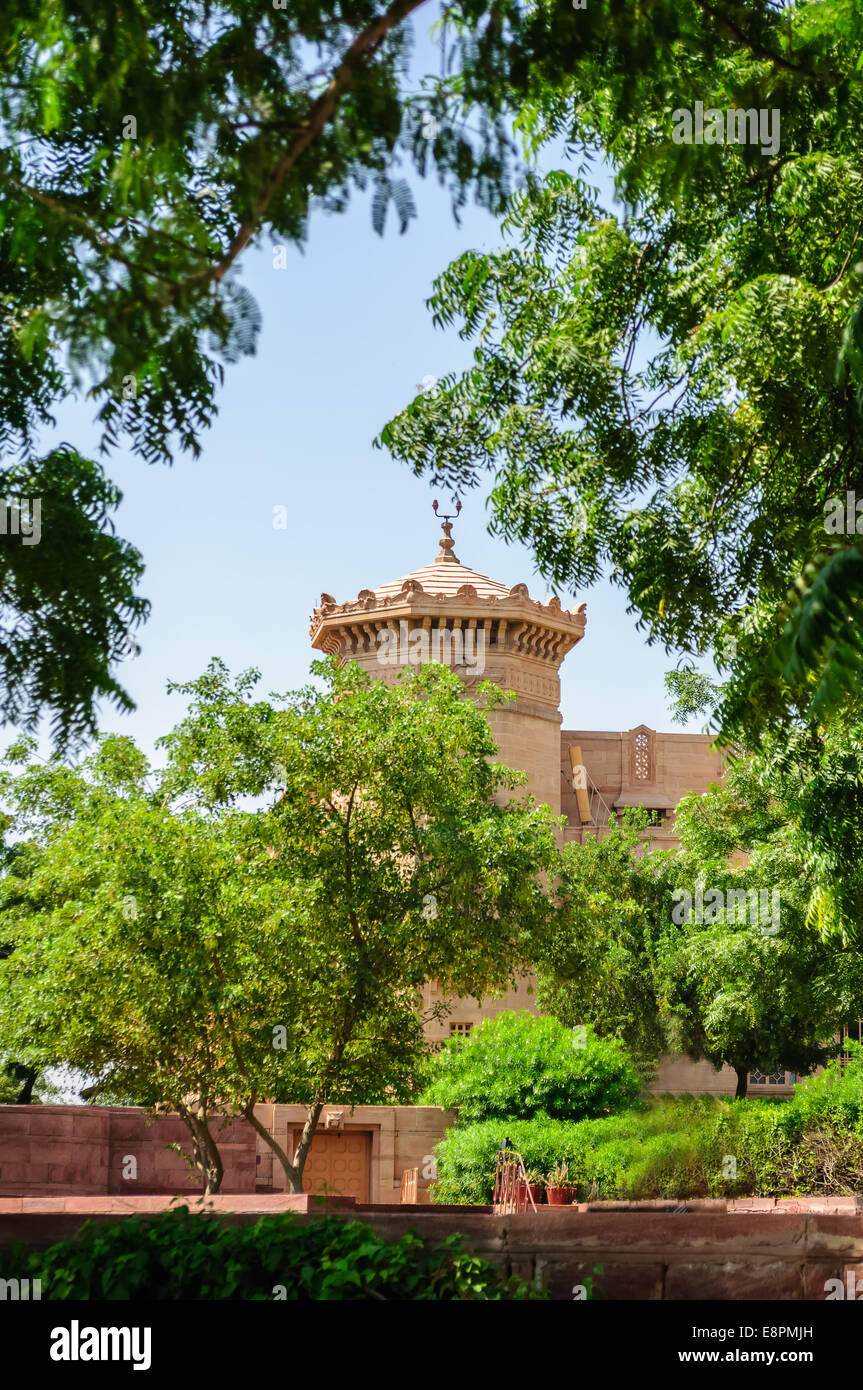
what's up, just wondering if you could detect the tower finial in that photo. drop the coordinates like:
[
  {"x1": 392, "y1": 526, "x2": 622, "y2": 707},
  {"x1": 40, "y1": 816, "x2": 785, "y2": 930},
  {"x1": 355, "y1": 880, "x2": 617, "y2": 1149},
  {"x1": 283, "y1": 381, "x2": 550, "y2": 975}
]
[{"x1": 432, "y1": 498, "x2": 461, "y2": 564}]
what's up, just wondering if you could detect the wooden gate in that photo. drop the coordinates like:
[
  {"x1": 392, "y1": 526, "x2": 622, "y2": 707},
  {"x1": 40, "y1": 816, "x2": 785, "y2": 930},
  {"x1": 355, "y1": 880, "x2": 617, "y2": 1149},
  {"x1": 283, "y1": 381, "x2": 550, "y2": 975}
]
[{"x1": 399, "y1": 1168, "x2": 418, "y2": 1203}]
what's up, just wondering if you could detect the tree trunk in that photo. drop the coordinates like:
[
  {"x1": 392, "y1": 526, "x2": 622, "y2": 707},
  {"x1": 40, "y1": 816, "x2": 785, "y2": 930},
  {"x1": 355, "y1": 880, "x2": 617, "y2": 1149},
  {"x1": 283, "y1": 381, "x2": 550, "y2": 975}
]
[
  {"x1": 236, "y1": 1012, "x2": 353, "y2": 1194},
  {"x1": 734, "y1": 1066, "x2": 749, "y2": 1099},
  {"x1": 290, "y1": 1101, "x2": 325, "y2": 1193},
  {"x1": 200, "y1": 1124, "x2": 224, "y2": 1195},
  {"x1": 179, "y1": 1105, "x2": 225, "y2": 1194},
  {"x1": 243, "y1": 1099, "x2": 324, "y2": 1194},
  {"x1": 11, "y1": 1064, "x2": 36, "y2": 1104}
]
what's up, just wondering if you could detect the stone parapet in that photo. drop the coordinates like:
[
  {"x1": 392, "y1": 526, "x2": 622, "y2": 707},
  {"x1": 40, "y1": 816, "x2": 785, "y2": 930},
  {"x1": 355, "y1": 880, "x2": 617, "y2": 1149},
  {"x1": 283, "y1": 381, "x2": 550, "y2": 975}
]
[{"x1": 3, "y1": 1198, "x2": 863, "y2": 1299}]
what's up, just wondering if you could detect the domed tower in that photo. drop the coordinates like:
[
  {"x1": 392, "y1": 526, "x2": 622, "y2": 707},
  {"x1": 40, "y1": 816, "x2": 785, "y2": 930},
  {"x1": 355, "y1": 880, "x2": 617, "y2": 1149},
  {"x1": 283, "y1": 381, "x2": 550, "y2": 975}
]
[
  {"x1": 310, "y1": 514, "x2": 586, "y2": 819},
  {"x1": 309, "y1": 512, "x2": 586, "y2": 1039}
]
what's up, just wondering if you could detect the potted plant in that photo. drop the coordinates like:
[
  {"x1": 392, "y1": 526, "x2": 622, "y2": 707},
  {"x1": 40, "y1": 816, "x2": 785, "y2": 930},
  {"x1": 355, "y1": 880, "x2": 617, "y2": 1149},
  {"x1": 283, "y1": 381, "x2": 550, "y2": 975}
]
[
  {"x1": 545, "y1": 1160, "x2": 576, "y2": 1206},
  {"x1": 523, "y1": 1168, "x2": 546, "y2": 1206}
]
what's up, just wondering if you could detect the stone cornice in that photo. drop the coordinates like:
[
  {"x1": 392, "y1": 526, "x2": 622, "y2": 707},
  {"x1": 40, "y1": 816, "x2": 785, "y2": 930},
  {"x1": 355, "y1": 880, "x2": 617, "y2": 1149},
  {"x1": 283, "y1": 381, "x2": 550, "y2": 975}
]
[{"x1": 310, "y1": 582, "x2": 586, "y2": 669}]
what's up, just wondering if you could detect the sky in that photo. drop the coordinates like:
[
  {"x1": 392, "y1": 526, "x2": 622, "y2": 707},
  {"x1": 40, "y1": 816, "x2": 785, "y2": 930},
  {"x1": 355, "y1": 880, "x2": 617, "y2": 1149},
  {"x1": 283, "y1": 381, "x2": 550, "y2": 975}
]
[{"x1": 32, "y1": 14, "x2": 711, "y2": 763}]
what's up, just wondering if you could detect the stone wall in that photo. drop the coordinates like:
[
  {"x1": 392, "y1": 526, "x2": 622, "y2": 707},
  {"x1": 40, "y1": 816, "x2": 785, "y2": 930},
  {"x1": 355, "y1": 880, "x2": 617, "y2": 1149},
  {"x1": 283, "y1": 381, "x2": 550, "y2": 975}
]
[
  {"x1": 3, "y1": 1196, "x2": 863, "y2": 1299},
  {"x1": 0, "y1": 1104, "x2": 446, "y2": 1204},
  {"x1": 561, "y1": 726, "x2": 727, "y2": 848},
  {"x1": 0, "y1": 1106, "x2": 256, "y2": 1197},
  {"x1": 253, "y1": 1104, "x2": 454, "y2": 1203},
  {"x1": 652, "y1": 1055, "x2": 801, "y2": 1098}
]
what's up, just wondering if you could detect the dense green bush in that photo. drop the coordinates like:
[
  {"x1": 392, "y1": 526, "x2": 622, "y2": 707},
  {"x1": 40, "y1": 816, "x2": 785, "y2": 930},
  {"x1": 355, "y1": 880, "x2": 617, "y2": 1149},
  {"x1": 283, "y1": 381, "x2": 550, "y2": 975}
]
[
  {"x1": 788, "y1": 1044, "x2": 863, "y2": 1128},
  {"x1": 432, "y1": 1049, "x2": 863, "y2": 1204},
  {"x1": 421, "y1": 1011, "x2": 642, "y2": 1124},
  {"x1": 0, "y1": 1207, "x2": 544, "y2": 1300},
  {"x1": 431, "y1": 1099, "x2": 720, "y2": 1203}
]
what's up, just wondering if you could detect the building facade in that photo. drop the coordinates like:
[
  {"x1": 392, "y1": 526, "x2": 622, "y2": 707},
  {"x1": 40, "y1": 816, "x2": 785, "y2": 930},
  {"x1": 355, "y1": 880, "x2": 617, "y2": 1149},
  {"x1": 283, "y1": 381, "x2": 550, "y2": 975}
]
[{"x1": 309, "y1": 519, "x2": 794, "y2": 1115}]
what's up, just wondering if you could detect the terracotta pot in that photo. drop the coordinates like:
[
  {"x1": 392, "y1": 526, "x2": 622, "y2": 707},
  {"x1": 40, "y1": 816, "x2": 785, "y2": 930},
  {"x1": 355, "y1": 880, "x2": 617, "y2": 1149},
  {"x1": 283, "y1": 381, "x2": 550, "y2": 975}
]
[
  {"x1": 512, "y1": 1181, "x2": 543, "y2": 1205},
  {"x1": 545, "y1": 1185, "x2": 576, "y2": 1206}
]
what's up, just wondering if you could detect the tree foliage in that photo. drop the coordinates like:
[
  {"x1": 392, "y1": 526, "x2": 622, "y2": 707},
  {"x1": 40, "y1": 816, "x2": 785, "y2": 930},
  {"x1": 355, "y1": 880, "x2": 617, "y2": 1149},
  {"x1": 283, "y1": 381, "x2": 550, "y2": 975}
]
[
  {"x1": 0, "y1": 0, "x2": 536, "y2": 734},
  {"x1": 378, "y1": 0, "x2": 863, "y2": 742},
  {"x1": 535, "y1": 764, "x2": 863, "y2": 1094},
  {"x1": 0, "y1": 657, "x2": 560, "y2": 1191},
  {"x1": 0, "y1": 0, "x2": 541, "y2": 466},
  {"x1": 0, "y1": 449, "x2": 147, "y2": 743},
  {"x1": 420, "y1": 1010, "x2": 641, "y2": 1123}
]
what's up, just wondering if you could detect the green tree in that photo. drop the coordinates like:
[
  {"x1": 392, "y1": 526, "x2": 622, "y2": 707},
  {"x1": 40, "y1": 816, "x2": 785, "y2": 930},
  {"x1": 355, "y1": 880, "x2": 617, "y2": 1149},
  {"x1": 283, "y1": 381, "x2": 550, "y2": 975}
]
[
  {"x1": 0, "y1": 735, "x2": 268, "y2": 1190},
  {"x1": 9, "y1": 2, "x2": 863, "y2": 738},
  {"x1": 0, "y1": 657, "x2": 561, "y2": 1191},
  {"x1": 535, "y1": 763, "x2": 863, "y2": 1097},
  {"x1": 0, "y1": 0, "x2": 527, "y2": 734},
  {"x1": 378, "y1": 0, "x2": 863, "y2": 741},
  {"x1": 0, "y1": 450, "x2": 147, "y2": 743},
  {"x1": 0, "y1": 0, "x2": 543, "y2": 468},
  {"x1": 666, "y1": 672, "x2": 863, "y2": 942},
  {"x1": 159, "y1": 656, "x2": 561, "y2": 1189},
  {"x1": 655, "y1": 831, "x2": 863, "y2": 1098},
  {"x1": 664, "y1": 759, "x2": 863, "y2": 1095}
]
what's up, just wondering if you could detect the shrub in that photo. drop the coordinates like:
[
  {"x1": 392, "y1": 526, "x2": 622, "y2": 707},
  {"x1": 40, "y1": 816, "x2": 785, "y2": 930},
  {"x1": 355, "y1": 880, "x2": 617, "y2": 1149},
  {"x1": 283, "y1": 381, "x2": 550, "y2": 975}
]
[
  {"x1": 420, "y1": 1011, "x2": 642, "y2": 1124},
  {"x1": 430, "y1": 1098, "x2": 721, "y2": 1203},
  {"x1": 789, "y1": 1043, "x2": 863, "y2": 1129},
  {"x1": 432, "y1": 1059, "x2": 863, "y2": 1204},
  {"x1": 0, "y1": 1207, "x2": 544, "y2": 1300}
]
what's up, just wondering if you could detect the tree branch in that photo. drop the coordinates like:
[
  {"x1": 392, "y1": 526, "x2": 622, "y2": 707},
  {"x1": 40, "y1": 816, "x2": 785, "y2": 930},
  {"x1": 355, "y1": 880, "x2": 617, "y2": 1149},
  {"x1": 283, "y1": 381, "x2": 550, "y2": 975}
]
[
  {"x1": 691, "y1": 0, "x2": 818, "y2": 76},
  {"x1": 207, "y1": 0, "x2": 430, "y2": 289}
]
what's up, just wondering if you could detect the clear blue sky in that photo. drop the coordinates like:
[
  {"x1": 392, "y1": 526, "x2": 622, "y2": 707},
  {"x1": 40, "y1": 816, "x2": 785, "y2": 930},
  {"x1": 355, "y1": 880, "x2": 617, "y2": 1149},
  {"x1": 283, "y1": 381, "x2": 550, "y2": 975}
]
[{"x1": 35, "y1": 16, "x2": 710, "y2": 761}]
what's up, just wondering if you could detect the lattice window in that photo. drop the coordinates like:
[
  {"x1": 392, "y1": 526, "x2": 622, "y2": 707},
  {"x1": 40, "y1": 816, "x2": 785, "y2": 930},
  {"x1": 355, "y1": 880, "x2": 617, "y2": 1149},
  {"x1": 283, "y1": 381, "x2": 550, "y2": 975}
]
[
  {"x1": 449, "y1": 1022, "x2": 473, "y2": 1037},
  {"x1": 634, "y1": 731, "x2": 650, "y2": 780},
  {"x1": 748, "y1": 1069, "x2": 795, "y2": 1086}
]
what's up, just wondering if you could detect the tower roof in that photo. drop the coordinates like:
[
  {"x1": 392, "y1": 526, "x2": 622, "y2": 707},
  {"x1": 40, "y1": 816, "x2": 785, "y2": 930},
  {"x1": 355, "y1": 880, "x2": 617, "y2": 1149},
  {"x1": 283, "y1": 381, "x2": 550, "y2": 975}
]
[
  {"x1": 374, "y1": 516, "x2": 510, "y2": 600},
  {"x1": 374, "y1": 559, "x2": 511, "y2": 601},
  {"x1": 309, "y1": 512, "x2": 586, "y2": 660}
]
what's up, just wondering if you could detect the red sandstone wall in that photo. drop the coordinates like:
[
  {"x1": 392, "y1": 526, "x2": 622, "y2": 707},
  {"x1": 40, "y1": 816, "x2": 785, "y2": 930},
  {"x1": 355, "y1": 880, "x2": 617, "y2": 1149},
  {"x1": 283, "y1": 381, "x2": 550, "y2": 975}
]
[
  {"x1": 2, "y1": 1196, "x2": 862, "y2": 1299},
  {"x1": 0, "y1": 1105, "x2": 256, "y2": 1196}
]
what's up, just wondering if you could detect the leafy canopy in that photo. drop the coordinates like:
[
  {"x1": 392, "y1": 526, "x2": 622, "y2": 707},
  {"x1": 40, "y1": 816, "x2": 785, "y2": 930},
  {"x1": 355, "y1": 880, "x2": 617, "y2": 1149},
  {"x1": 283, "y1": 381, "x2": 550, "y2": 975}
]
[
  {"x1": 535, "y1": 762, "x2": 863, "y2": 1091},
  {"x1": 0, "y1": 450, "x2": 147, "y2": 743},
  {"x1": 0, "y1": 656, "x2": 561, "y2": 1190},
  {"x1": 0, "y1": 0, "x2": 535, "y2": 736},
  {"x1": 0, "y1": 0, "x2": 540, "y2": 466},
  {"x1": 378, "y1": 0, "x2": 863, "y2": 742}
]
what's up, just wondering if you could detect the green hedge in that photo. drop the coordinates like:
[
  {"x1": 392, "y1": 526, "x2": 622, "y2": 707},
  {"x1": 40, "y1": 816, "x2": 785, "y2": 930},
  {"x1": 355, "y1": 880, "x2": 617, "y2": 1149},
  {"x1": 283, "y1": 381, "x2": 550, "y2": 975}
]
[
  {"x1": 420, "y1": 1011, "x2": 642, "y2": 1123},
  {"x1": 0, "y1": 1207, "x2": 545, "y2": 1300},
  {"x1": 431, "y1": 1100, "x2": 719, "y2": 1203},
  {"x1": 432, "y1": 1049, "x2": 863, "y2": 1204}
]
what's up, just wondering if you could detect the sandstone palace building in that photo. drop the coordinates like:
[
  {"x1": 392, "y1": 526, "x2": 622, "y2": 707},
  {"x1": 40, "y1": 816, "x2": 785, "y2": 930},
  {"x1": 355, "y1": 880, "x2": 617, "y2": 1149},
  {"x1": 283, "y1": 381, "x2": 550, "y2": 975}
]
[
  {"x1": 248, "y1": 520, "x2": 830, "y2": 1199},
  {"x1": 303, "y1": 515, "x2": 798, "y2": 1133}
]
